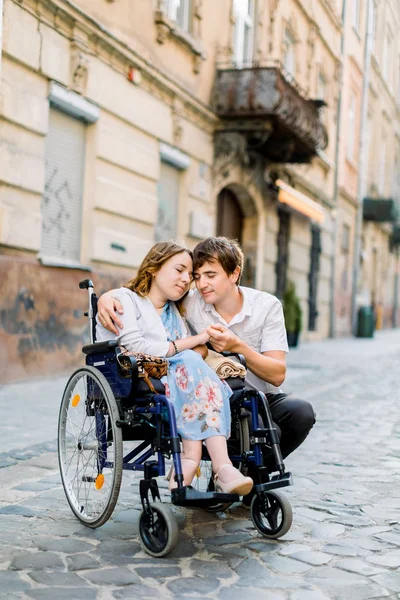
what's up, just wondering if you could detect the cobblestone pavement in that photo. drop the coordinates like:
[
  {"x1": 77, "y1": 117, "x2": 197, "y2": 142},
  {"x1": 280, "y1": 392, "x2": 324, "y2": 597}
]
[{"x1": 1, "y1": 329, "x2": 400, "y2": 599}]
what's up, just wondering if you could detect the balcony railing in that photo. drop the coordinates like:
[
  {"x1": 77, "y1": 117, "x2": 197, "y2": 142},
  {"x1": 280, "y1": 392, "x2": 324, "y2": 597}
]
[{"x1": 213, "y1": 61, "x2": 328, "y2": 164}]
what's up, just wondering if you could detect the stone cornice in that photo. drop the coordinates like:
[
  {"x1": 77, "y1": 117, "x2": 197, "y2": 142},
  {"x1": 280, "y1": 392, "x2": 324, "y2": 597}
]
[{"x1": 15, "y1": 0, "x2": 217, "y2": 132}]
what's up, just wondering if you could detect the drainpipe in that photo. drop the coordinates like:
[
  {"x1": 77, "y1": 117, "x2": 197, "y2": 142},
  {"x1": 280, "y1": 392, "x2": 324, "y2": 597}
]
[
  {"x1": 329, "y1": 0, "x2": 347, "y2": 338},
  {"x1": 351, "y1": 0, "x2": 373, "y2": 336}
]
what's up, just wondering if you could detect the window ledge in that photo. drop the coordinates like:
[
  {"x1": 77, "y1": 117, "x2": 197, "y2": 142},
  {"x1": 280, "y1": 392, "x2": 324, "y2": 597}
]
[
  {"x1": 154, "y1": 9, "x2": 206, "y2": 73},
  {"x1": 39, "y1": 255, "x2": 92, "y2": 271}
]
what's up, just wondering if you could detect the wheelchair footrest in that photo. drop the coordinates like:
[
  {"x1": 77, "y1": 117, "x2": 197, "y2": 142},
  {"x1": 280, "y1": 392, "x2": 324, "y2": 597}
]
[
  {"x1": 171, "y1": 486, "x2": 239, "y2": 507},
  {"x1": 254, "y1": 471, "x2": 293, "y2": 493}
]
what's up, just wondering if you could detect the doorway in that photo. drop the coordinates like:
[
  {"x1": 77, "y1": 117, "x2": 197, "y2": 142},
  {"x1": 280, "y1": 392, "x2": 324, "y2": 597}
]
[{"x1": 216, "y1": 187, "x2": 257, "y2": 288}]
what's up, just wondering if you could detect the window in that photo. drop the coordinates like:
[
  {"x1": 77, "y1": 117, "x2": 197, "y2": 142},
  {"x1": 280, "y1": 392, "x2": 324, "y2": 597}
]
[
  {"x1": 165, "y1": 0, "x2": 192, "y2": 33},
  {"x1": 342, "y1": 224, "x2": 351, "y2": 253},
  {"x1": 41, "y1": 107, "x2": 86, "y2": 263},
  {"x1": 352, "y1": 0, "x2": 361, "y2": 32},
  {"x1": 347, "y1": 94, "x2": 356, "y2": 161},
  {"x1": 155, "y1": 162, "x2": 180, "y2": 241},
  {"x1": 233, "y1": 0, "x2": 255, "y2": 66},
  {"x1": 283, "y1": 27, "x2": 296, "y2": 78}
]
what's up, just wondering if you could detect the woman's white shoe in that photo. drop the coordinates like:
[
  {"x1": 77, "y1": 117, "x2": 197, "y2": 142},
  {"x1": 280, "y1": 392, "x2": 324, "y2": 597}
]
[{"x1": 214, "y1": 464, "x2": 253, "y2": 496}]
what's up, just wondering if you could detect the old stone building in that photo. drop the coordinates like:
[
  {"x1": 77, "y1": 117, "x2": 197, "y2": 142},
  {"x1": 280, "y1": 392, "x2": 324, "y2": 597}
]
[{"x1": 0, "y1": 0, "x2": 399, "y2": 382}]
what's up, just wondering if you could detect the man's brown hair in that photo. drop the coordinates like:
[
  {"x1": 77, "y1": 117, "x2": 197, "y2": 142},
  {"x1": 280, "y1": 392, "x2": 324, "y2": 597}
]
[{"x1": 193, "y1": 237, "x2": 244, "y2": 284}]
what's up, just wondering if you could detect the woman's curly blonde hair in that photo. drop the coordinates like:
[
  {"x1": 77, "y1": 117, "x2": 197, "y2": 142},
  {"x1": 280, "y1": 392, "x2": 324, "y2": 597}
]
[{"x1": 124, "y1": 241, "x2": 193, "y2": 314}]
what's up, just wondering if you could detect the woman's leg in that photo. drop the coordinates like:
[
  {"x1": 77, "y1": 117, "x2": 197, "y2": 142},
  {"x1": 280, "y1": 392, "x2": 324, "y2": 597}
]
[
  {"x1": 169, "y1": 439, "x2": 202, "y2": 489},
  {"x1": 206, "y1": 436, "x2": 253, "y2": 495},
  {"x1": 204, "y1": 435, "x2": 232, "y2": 474}
]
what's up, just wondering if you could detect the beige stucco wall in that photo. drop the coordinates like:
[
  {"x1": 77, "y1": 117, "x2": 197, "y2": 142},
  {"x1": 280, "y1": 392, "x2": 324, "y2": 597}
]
[{"x1": 1, "y1": 0, "x2": 400, "y2": 382}]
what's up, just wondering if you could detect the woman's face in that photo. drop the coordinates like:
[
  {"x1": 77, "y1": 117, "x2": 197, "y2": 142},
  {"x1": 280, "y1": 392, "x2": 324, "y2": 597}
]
[{"x1": 152, "y1": 251, "x2": 192, "y2": 301}]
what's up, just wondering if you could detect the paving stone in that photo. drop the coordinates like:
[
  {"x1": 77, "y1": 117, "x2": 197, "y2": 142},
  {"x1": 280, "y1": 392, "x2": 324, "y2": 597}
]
[
  {"x1": 374, "y1": 531, "x2": 400, "y2": 546},
  {"x1": 328, "y1": 583, "x2": 390, "y2": 599},
  {"x1": 14, "y1": 482, "x2": 56, "y2": 492},
  {"x1": 82, "y1": 567, "x2": 140, "y2": 586},
  {"x1": 290, "y1": 590, "x2": 332, "y2": 600},
  {"x1": 95, "y1": 539, "x2": 141, "y2": 564},
  {"x1": 366, "y1": 551, "x2": 400, "y2": 568},
  {"x1": 233, "y1": 556, "x2": 273, "y2": 579},
  {"x1": 135, "y1": 566, "x2": 181, "y2": 579},
  {"x1": 66, "y1": 553, "x2": 101, "y2": 571},
  {"x1": 323, "y1": 542, "x2": 367, "y2": 557},
  {"x1": 244, "y1": 540, "x2": 279, "y2": 553},
  {"x1": 306, "y1": 566, "x2": 369, "y2": 587},
  {"x1": 36, "y1": 538, "x2": 95, "y2": 553},
  {"x1": 113, "y1": 509, "x2": 141, "y2": 524},
  {"x1": 27, "y1": 588, "x2": 97, "y2": 600},
  {"x1": 113, "y1": 584, "x2": 162, "y2": 599},
  {"x1": 260, "y1": 554, "x2": 311, "y2": 574},
  {"x1": 372, "y1": 571, "x2": 400, "y2": 592},
  {"x1": 219, "y1": 588, "x2": 286, "y2": 600},
  {"x1": 334, "y1": 557, "x2": 387, "y2": 576},
  {"x1": 202, "y1": 532, "x2": 251, "y2": 546},
  {"x1": 166, "y1": 576, "x2": 221, "y2": 595},
  {"x1": 28, "y1": 571, "x2": 86, "y2": 586},
  {"x1": 310, "y1": 523, "x2": 346, "y2": 539},
  {"x1": 279, "y1": 544, "x2": 313, "y2": 556},
  {"x1": 168, "y1": 538, "x2": 198, "y2": 558},
  {"x1": 9, "y1": 552, "x2": 64, "y2": 571},
  {"x1": 190, "y1": 559, "x2": 234, "y2": 579},
  {"x1": 0, "y1": 571, "x2": 33, "y2": 595},
  {"x1": 0, "y1": 505, "x2": 39, "y2": 517},
  {"x1": 291, "y1": 551, "x2": 333, "y2": 566}
]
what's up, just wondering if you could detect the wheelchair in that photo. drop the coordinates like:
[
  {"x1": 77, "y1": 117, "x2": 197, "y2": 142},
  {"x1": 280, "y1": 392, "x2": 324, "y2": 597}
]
[{"x1": 58, "y1": 279, "x2": 293, "y2": 557}]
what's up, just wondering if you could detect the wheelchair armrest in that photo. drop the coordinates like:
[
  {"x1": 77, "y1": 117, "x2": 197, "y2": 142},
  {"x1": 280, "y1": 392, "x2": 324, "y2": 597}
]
[
  {"x1": 221, "y1": 351, "x2": 246, "y2": 369},
  {"x1": 82, "y1": 340, "x2": 119, "y2": 355}
]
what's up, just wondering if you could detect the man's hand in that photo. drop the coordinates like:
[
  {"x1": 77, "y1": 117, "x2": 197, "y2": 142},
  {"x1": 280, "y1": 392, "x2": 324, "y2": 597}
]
[
  {"x1": 206, "y1": 324, "x2": 241, "y2": 353},
  {"x1": 97, "y1": 293, "x2": 124, "y2": 335}
]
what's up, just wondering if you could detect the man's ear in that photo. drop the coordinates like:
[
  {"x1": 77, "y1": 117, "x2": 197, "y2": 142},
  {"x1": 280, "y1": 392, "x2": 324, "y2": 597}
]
[{"x1": 231, "y1": 266, "x2": 241, "y2": 284}]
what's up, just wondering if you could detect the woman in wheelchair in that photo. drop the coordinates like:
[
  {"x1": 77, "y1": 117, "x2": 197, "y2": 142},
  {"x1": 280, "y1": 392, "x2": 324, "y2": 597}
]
[{"x1": 96, "y1": 240, "x2": 253, "y2": 497}]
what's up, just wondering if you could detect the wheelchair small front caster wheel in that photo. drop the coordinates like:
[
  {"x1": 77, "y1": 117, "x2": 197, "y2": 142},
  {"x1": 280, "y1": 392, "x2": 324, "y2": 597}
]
[
  {"x1": 250, "y1": 490, "x2": 293, "y2": 539},
  {"x1": 139, "y1": 503, "x2": 179, "y2": 557}
]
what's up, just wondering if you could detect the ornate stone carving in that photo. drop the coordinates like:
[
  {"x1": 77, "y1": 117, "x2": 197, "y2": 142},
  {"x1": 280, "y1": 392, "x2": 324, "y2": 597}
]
[{"x1": 70, "y1": 46, "x2": 89, "y2": 95}]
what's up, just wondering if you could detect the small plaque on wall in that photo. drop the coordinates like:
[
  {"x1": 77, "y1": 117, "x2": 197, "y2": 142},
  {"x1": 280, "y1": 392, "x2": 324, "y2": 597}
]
[{"x1": 189, "y1": 211, "x2": 214, "y2": 239}]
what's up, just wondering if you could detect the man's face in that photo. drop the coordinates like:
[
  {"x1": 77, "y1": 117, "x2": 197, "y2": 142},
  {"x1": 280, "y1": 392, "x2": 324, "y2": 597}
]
[{"x1": 193, "y1": 259, "x2": 239, "y2": 305}]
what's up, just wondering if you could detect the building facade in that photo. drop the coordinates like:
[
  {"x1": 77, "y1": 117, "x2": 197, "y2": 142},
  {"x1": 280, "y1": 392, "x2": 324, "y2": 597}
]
[{"x1": 0, "y1": 0, "x2": 399, "y2": 382}]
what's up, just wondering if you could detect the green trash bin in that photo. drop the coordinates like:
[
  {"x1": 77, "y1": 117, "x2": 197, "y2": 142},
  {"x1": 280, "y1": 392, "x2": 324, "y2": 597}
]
[{"x1": 357, "y1": 306, "x2": 374, "y2": 338}]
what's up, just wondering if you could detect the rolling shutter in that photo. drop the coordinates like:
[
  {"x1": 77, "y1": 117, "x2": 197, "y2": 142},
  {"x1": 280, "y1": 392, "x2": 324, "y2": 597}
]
[{"x1": 41, "y1": 107, "x2": 86, "y2": 262}]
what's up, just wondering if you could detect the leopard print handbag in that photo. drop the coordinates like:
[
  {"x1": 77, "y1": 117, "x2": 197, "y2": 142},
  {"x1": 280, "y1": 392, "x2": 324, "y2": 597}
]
[{"x1": 116, "y1": 346, "x2": 168, "y2": 393}]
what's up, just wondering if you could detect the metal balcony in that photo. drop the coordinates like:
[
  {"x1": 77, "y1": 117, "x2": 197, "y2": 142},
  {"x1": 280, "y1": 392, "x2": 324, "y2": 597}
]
[
  {"x1": 363, "y1": 198, "x2": 399, "y2": 223},
  {"x1": 213, "y1": 62, "x2": 328, "y2": 163}
]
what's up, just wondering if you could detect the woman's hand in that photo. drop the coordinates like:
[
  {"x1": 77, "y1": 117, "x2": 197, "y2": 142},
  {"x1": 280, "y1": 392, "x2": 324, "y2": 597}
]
[
  {"x1": 196, "y1": 329, "x2": 211, "y2": 346},
  {"x1": 97, "y1": 292, "x2": 124, "y2": 334}
]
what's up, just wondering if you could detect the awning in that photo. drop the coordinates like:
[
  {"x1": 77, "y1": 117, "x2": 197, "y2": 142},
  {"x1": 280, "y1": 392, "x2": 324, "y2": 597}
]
[{"x1": 276, "y1": 179, "x2": 324, "y2": 223}]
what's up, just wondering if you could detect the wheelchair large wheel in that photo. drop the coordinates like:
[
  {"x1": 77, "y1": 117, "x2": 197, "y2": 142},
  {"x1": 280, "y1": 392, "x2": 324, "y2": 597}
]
[
  {"x1": 139, "y1": 503, "x2": 179, "y2": 557},
  {"x1": 58, "y1": 366, "x2": 123, "y2": 528},
  {"x1": 193, "y1": 415, "x2": 250, "y2": 512},
  {"x1": 250, "y1": 490, "x2": 293, "y2": 539}
]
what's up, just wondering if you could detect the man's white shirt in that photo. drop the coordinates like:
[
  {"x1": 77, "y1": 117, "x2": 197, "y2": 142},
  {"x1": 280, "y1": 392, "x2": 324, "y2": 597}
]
[{"x1": 184, "y1": 287, "x2": 289, "y2": 395}]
